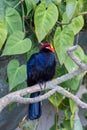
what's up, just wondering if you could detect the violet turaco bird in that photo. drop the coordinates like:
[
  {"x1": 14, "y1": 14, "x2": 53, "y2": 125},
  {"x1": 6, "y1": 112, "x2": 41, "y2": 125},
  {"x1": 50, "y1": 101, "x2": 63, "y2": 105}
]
[{"x1": 27, "y1": 42, "x2": 56, "y2": 120}]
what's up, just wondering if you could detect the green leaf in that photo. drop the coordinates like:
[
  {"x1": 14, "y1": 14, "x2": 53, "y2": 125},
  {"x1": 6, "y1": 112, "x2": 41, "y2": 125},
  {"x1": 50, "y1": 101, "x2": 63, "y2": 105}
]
[
  {"x1": 2, "y1": 31, "x2": 32, "y2": 56},
  {"x1": 84, "y1": 111, "x2": 87, "y2": 119},
  {"x1": 63, "y1": 0, "x2": 83, "y2": 22},
  {"x1": 62, "y1": 75, "x2": 80, "y2": 91},
  {"x1": 69, "y1": 76, "x2": 80, "y2": 91},
  {"x1": 70, "y1": 115, "x2": 74, "y2": 129},
  {"x1": 56, "y1": 66, "x2": 80, "y2": 91},
  {"x1": 31, "y1": 0, "x2": 39, "y2": 4},
  {"x1": 48, "y1": 92, "x2": 63, "y2": 108},
  {"x1": 53, "y1": 0, "x2": 61, "y2": 3},
  {"x1": 25, "y1": 0, "x2": 34, "y2": 15},
  {"x1": 50, "y1": 114, "x2": 59, "y2": 130},
  {"x1": 83, "y1": 55, "x2": 87, "y2": 64},
  {"x1": 50, "y1": 124, "x2": 58, "y2": 130},
  {"x1": 9, "y1": 102, "x2": 15, "y2": 111},
  {"x1": 82, "y1": 93, "x2": 87, "y2": 103},
  {"x1": 64, "y1": 56, "x2": 77, "y2": 72},
  {"x1": 4, "y1": 0, "x2": 20, "y2": 7},
  {"x1": 4, "y1": 7, "x2": 22, "y2": 34},
  {"x1": 74, "y1": 46, "x2": 84, "y2": 60},
  {"x1": 58, "y1": 129, "x2": 67, "y2": 130},
  {"x1": 7, "y1": 59, "x2": 27, "y2": 90},
  {"x1": 27, "y1": 46, "x2": 39, "y2": 60},
  {"x1": 54, "y1": 27, "x2": 74, "y2": 65},
  {"x1": 0, "y1": 21, "x2": 7, "y2": 49},
  {"x1": 64, "y1": 108, "x2": 71, "y2": 120},
  {"x1": 66, "y1": 0, "x2": 76, "y2": 20},
  {"x1": 73, "y1": 0, "x2": 83, "y2": 16},
  {"x1": 41, "y1": 0, "x2": 61, "y2": 5},
  {"x1": 0, "y1": 0, "x2": 5, "y2": 20},
  {"x1": 73, "y1": 118, "x2": 83, "y2": 130},
  {"x1": 12, "y1": 81, "x2": 27, "y2": 91},
  {"x1": 20, "y1": 119, "x2": 39, "y2": 130},
  {"x1": 41, "y1": 0, "x2": 52, "y2": 6},
  {"x1": 34, "y1": 2, "x2": 58, "y2": 42},
  {"x1": 68, "y1": 16, "x2": 84, "y2": 35},
  {"x1": 83, "y1": 0, "x2": 87, "y2": 11},
  {"x1": 50, "y1": 124, "x2": 56, "y2": 130},
  {"x1": 62, "y1": 120, "x2": 72, "y2": 130},
  {"x1": 64, "y1": 46, "x2": 85, "y2": 72},
  {"x1": 69, "y1": 99, "x2": 76, "y2": 114},
  {"x1": 62, "y1": 15, "x2": 84, "y2": 35},
  {"x1": 60, "y1": 75, "x2": 81, "y2": 92}
]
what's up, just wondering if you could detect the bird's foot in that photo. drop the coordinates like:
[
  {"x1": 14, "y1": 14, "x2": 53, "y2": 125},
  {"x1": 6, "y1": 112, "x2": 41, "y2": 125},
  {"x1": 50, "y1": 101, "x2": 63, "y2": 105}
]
[{"x1": 39, "y1": 81, "x2": 46, "y2": 90}]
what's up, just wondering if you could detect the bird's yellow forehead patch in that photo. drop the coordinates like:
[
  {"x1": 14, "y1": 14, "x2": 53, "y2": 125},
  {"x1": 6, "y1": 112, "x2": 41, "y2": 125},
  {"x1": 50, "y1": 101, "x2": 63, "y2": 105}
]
[{"x1": 50, "y1": 44, "x2": 53, "y2": 48}]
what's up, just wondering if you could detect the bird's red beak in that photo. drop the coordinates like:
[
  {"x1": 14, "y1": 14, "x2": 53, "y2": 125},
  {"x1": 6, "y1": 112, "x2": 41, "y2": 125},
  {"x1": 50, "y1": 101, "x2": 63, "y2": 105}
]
[
  {"x1": 50, "y1": 44, "x2": 55, "y2": 53},
  {"x1": 41, "y1": 43, "x2": 55, "y2": 53},
  {"x1": 46, "y1": 44, "x2": 55, "y2": 53}
]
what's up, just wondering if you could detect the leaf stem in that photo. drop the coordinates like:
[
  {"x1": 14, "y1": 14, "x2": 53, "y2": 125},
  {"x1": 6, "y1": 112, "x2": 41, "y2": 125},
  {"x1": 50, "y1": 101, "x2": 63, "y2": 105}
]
[
  {"x1": 56, "y1": 108, "x2": 58, "y2": 130},
  {"x1": 14, "y1": 1, "x2": 21, "y2": 9},
  {"x1": 77, "y1": 11, "x2": 87, "y2": 16},
  {"x1": 21, "y1": 3, "x2": 26, "y2": 33},
  {"x1": 57, "y1": 11, "x2": 87, "y2": 26}
]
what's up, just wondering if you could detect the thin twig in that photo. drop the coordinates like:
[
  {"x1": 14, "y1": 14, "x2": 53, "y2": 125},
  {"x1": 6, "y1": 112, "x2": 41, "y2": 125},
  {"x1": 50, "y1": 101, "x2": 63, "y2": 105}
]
[
  {"x1": 21, "y1": 2, "x2": 26, "y2": 33},
  {"x1": 14, "y1": 1, "x2": 21, "y2": 8},
  {"x1": 57, "y1": 20, "x2": 72, "y2": 25},
  {"x1": 77, "y1": 11, "x2": 87, "y2": 16},
  {"x1": 57, "y1": 11, "x2": 87, "y2": 26}
]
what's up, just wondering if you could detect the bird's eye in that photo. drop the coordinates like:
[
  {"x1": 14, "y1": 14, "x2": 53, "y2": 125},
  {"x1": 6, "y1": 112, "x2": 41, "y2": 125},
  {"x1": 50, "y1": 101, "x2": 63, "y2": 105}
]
[{"x1": 45, "y1": 46, "x2": 50, "y2": 49}]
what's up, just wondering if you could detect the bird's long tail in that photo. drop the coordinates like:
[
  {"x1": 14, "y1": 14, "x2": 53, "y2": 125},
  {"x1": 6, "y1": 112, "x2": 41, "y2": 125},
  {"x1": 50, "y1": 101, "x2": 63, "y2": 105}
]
[{"x1": 28, "y1": 92, "x2": 42, "y2": 120}]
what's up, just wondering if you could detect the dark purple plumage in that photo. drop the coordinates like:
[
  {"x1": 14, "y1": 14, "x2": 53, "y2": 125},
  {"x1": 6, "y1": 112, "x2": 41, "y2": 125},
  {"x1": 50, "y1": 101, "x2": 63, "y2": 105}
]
[{"x1": 27, "y1": 42, "x2": 56, "y2": 120}]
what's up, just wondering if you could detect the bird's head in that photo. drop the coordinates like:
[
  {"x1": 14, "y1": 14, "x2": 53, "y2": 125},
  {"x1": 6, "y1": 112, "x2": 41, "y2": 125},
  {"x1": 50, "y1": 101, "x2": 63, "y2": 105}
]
[{"x1": 40, "y1": 42, "x2": 55, "y2": 53}]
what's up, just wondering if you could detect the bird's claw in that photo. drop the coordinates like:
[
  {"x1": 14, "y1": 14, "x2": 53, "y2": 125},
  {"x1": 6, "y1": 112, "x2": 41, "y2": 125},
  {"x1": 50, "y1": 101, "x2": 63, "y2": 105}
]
[{"x1": 39, "y1": 82, "x2": 46, "y2": 90}]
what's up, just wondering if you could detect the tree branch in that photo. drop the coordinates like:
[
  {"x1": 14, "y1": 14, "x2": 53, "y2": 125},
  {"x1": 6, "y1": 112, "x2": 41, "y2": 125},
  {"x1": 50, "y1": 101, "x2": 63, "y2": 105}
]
[
  {"x1": 56, "y1": 86, "x2": 87, "y2": 109},
  {"x1": 67, "y1": 45, "x2": 85, "y2": 69},
  {"x1": 0, "y1": 45, "x2": 87, "y2": 112}
]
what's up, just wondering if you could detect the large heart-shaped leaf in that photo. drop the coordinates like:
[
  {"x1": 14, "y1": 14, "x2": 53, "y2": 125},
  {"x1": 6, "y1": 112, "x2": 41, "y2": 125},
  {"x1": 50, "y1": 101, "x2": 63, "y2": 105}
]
[
  {"x1": 68, "y1": 15, "x2": 84, "y2": 35},
  {"x1": 66, "y1": 0, "x2": 76, "y2": 20},
  {"x1": 0, "y1": 0, "x2": 5, "y2": 20},
  {"x1": 62, "y1": 15, "x2": 84, "y2": 35},
  {"x1": 5, "y1": 7, "x2": 22, "y2": 34},
  {"x1": 25, "y1": 0, "x2": 34, "y2": 15},
  {"x1": 25, "y1": 0, "x2": 39, "y2": 15},
  {"x1": 7, "y1": 59, "x2": 27, "y2": 90},
  {"x1": 54, "y1": 26, "x2": 74, "y2": 65},
  {"x1": 4, "y1": 0, "x2": 20, "y2": 8},
  {"x1": 34, "y1": 2, "x2": 58, "y2": 42},
  {"x1": 2, "y1": 31, "x2": 32, "y2": 56},
  {"x1": 0, "y1": 21, "x2": 7, "y2": 49}
]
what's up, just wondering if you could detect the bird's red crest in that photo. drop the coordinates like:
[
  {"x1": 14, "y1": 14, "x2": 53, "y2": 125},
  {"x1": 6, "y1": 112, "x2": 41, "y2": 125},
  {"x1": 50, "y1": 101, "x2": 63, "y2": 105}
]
[{"x1": 41, "y1": 42, "x2": 55, "y2": 53}]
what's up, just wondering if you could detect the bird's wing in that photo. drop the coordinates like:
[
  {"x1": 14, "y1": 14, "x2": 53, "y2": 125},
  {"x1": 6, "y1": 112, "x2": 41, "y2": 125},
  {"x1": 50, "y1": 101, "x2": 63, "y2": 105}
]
[{"x1": 27, "y1": 53, "x2": 39, "y2": 86}]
